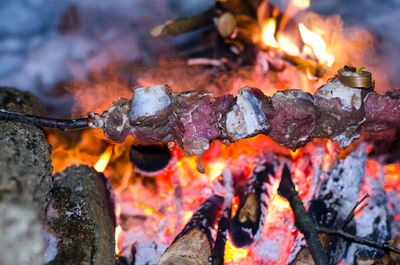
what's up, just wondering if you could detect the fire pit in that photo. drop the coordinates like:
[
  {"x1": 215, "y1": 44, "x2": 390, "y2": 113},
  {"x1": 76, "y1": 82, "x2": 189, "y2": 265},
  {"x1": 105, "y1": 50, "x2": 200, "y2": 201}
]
[{"x1": 0, "y1": 1, "x2": 400, "y2": 265}]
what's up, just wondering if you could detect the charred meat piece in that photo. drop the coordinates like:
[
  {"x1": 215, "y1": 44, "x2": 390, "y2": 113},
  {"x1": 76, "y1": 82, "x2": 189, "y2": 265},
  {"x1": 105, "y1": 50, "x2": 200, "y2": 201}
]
[
  {"x1": 364, "y1": 89, "x2": 400, "y2": 132},
  {"x1": 171, "y1": 91, "x2": 220, "y2": 156},
  {"x1": 88, "y1": 98, "x2": 131, "y2": 142},
  {"x1": 313, "y1": 78, "x2": 367, "y2": 148},
  {"x1": 224, "y1": 87, "x2": 270, "y2": 142},
  {"x1": 269, "y1": 89, "x2": 315, "y2": 150},
  {"x1": 129, "y1": 85, "x2": 176, "y2": 143}
]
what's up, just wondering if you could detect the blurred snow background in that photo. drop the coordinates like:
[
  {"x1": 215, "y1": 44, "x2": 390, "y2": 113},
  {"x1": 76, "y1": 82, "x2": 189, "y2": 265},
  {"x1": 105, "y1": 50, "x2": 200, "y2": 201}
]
[{"x1": 0, "y1": 0, "x2": 399, "y2": 115}]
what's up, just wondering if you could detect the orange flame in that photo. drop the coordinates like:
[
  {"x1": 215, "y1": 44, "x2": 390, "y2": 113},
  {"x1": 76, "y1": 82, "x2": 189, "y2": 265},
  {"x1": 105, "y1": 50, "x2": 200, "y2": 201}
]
[
  {"x1": 261, "y1": 18, "x2": 279, "y2": 48},
  {"x1": 298, "y1": 23, "x2": 335, "y2": 66},
  {"x1": 94, "y1": 145, "x2": 113, "y2": 172},
  {"x1": 277, "y1": 34, "x2": 300, "y2": 56}
]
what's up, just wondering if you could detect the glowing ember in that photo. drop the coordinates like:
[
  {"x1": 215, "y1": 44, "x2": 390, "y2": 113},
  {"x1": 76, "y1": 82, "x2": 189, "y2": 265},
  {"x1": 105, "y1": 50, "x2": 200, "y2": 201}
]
[
  {"x1": 94, "y1": 145, "x2": 113, "y2": 172},
  {"x1": 207, "y1": 160, "x2": 227, "y2": 183},
  {"x1": 224, "y1": 238, "x2": 249, "y2": 263},
  {"x1": 298, "y1": 23, "x2": 335, "y2": 66}
]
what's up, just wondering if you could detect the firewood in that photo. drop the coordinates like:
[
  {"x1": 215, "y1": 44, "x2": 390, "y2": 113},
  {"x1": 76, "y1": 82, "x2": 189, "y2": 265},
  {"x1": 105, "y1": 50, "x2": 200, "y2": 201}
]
[
  {"x1": 0, "y1": 86, "x2": 53, "y2": 215},
  {"x1": 0, "y1": 86, "x2": 53, "y2": 265},
  {"x1": 212, "y1": 170, "x2": 234, "y2": 265},
  {"x1": 289, "y1": 144, "x2": 368, "y2": 265},
  {"x1": 46, "y1": 165, "x2": 116, "y2": 265},
  {"x1": 278, "y1": 164, "x2": 329, "y2": 265},
  {"x1": 230, "y1": 160, "x2": 274, "y2": 247},
  {"x1": 158, "y1": 195, "x2": 223, "y2": 265},
  {"x1": 150, "y1": 8, "x2": 215, "y2": 37}
]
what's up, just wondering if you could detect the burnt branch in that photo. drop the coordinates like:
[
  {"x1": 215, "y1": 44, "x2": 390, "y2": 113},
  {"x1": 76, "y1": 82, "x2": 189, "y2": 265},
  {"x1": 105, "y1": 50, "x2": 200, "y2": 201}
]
[
  {"x1": 278, "y1": 164, "x2": 329, "y2": 265},
  {"x1": 212, "y1": 170, "x2": 234, "y2": 265},
  {"x1": 317, "y1": 226, "x2": 400, "y2": 255},
  {"x1": 340, "y1": 193, "x2": 369, "y2": 230},
  {"x1": 0, "y1": 109, "x2": 89, "y2": 130}
]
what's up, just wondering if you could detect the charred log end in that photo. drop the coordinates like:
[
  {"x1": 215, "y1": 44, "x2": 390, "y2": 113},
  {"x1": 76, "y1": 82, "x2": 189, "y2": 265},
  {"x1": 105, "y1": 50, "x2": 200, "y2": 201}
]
[
  {"x1": 238, "y1": 193, "x2": 259, "y2": 224},
  {"x1": 158, "y1": 227, "x2": 212, "y2": 265},
  {"x1": 130, "y1": 144, "x2": 172, "y2": 175},
  {"x1": 230, "y1": 193, "x2": 259, "y2": 247}
]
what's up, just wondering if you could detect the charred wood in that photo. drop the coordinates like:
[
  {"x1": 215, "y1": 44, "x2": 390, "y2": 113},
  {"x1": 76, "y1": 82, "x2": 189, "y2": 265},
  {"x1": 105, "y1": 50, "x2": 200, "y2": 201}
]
[
  {"x1": 290, "y1": 144, "x2": 368, "y2": 265},
  {"x1": 345, "y1": 184, "x2": 391, "y2": 264},
  {"x1": 278, "y1": 164, "x2": 329, "y2": 265},
  {"x1": 212, "y1": 170, "x2": 234, "y2": 265},
  {"x1": 230, "y1": 159, "x2": 274, "y2": 247},
  {"x1": 158, "y1": 195, "x2": 223, "y2": 265},
  {"x1": 45, "y1": 165, "x2": 116, "y2": 265},
  {"x1": 0, "y1": 108, "x2": 89, "y2": 130}
]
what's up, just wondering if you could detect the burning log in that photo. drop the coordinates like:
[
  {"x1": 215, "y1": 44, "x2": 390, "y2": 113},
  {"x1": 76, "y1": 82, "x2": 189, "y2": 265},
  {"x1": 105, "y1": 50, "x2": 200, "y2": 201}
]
[
  {"x1": 45, "y1": 165, "x2": 116, "y2": 265},
  {"x1": 230, "y1": 159, "x2": 274, "y2": 247},
  {"x1": 0, "y1": 86, "x2": 52, "y2": 265},
  {"x1": 289, "y1": 143, "x2": 368, "y2": 265},
  {"x1": 158, "y1": 195, "x2": 223, "y2": 265}
]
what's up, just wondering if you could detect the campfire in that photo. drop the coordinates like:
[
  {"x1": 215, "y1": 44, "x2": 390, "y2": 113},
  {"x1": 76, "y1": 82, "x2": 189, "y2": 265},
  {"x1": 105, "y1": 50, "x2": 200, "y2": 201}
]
[{"x1": 1, "y1": 1, "x2": 400, "y2": 265}]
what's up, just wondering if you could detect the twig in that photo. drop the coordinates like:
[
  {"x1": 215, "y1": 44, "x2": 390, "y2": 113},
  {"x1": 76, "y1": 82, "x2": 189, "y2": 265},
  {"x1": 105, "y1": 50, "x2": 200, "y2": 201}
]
[
  {"x1": 0, "y1": 109, "x2": 89, "y2": 131},
  {"x1": 317, "y1": 226, "x2": 400, "y2": 254},
  {"x1": 340, "y1": 193, "x2": 369, "y2": 230},
  {"x1": 278, "y1": 164, "x2": 329, "y2": 265},
  {"x1": 150, "y1": 8, "x2": 215, "y2": 37}
]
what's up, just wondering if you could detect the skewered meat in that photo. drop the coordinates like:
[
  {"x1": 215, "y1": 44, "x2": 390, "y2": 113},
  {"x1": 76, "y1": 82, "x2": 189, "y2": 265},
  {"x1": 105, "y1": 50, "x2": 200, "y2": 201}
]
[
  {"x1": 171, "y1": 91, "x2": 220, "y2": 156},
  {"x1": 364, "y1": 89, "x2": 400, "y2": 132},
  {"x1": 269, "y1": 89, "x2": 315, "y2": 150},
  {"x1": 129, "y1": 85, "x2": 176, "y2": 143},
  {"x1": 313, "y1": 78, "x2": 368, "y2": 147},
  {"x1": 88, "y1": 78, "x2": 400, "y2": 158},
  {"x1": 224, "y1": 87, "x2": 270, "y2": 142}
]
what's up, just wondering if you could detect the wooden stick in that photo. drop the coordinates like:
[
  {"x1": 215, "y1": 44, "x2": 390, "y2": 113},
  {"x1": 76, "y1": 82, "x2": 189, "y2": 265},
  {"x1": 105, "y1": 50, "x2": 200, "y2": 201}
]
[
  {"x1": 212, "y1": 170, "x2": 234, "y2": 265},
  {"x1": 230, "y1": 160, "x2": 274, "y2": 247},
  {"x1": 158, "y1": 195, "x2": 223, "y2": 265},
  {"x1": 0, "y1": 109, "x2": 89, "y2": 131},
  {"x1": 317, "y1": 226, "x2": 400, "y2": 255},
  {"x1": 278, "y1": 164, "x2": 329, "y2": 265},
  {"x1": 150, "y1": 8, "x2": 215, "y2": 37}
]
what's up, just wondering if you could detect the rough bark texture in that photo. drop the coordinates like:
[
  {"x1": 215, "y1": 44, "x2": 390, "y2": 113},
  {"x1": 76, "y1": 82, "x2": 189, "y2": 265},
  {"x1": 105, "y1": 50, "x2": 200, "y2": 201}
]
[
  {"x1": 0, "y1": 201, "x2": 46, "y2": 265},
  {"x1": 45, "y1": 165, "x2": 116, "y2": 265},
  {"x1": 0, "y1": 86, "x2": 53, "y2": 215},
  {"x1": 0, "y1": 86, "x2": 52, "y2": 265}
]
